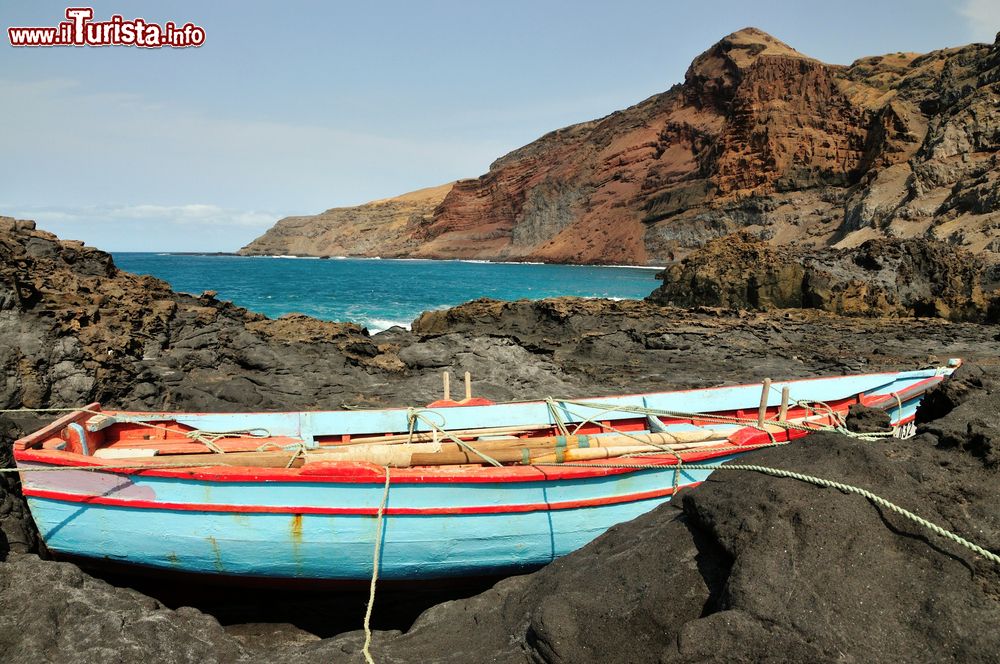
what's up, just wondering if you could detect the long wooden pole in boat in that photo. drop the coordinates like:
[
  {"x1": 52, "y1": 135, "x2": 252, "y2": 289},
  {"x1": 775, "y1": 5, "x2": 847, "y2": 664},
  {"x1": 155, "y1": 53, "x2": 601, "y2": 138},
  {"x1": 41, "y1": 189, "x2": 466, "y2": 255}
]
[
  {"x1": 312, "y1": 429, "x2": 728, "y2": 458},
  {"x1": 307, "y1": 429, "x2": 746, "y2": 467},
  {"x1": 118, "y1": 429, "x2": 741, "y2": 469},
  {"x1": 532, "y1": 440, "x2": 730, "y2": 464},
  {"x1": 125, "y1": 412, "x2": 800, "y2": 468},
  {"x1": 82, "y1": 438, "x2": 724, "y2": 470},
  {"x1": 326, "y1": 422, "x2": 733, "y2": 454},
  {"x1": 340, "y1": 423, "x2": 553, "y2": 446},
  {"x1": 401, "y1": 437, "x2": 741, "y2": 467}
]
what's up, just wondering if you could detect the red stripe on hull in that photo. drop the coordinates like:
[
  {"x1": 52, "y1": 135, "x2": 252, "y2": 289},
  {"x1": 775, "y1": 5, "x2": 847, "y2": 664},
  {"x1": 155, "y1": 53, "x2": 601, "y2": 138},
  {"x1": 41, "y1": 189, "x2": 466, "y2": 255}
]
[{"x1": 23, "y1": 481, "x2": 699, "y2": 516}]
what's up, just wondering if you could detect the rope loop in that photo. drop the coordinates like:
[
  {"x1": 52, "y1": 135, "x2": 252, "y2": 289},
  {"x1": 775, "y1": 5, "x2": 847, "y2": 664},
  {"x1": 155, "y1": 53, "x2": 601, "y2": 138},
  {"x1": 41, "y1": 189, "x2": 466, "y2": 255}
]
[{"x1": 406, "y1": 408, "x2": 503, "y2": 467}]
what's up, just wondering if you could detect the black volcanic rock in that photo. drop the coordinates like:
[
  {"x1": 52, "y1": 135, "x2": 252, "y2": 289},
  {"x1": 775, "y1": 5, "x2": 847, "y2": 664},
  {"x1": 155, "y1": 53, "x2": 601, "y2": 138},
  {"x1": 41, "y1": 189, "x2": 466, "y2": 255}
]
[
  {"x1": 0, "y1": 217, "x2": 585, "y2": 413},
  {"x1": 0, "y1": 554, "x2": 252, "y2": 664},
  {"x1": 286, "y1": 367, "x2": 1000, "y2": 664},
  {"x1": 4, "y1": 220, "x2": 1000, "y2": 662}
]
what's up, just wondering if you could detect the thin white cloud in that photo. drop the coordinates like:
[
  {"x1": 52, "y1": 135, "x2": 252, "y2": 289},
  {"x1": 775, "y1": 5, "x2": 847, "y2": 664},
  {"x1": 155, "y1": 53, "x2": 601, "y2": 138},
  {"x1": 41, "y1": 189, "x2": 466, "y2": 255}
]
[
  {"x1": 6, "y1": 203, "x2": 278, "y2": 229},
  {"x1": 958, "y1": 0, "x2": 1000, "y2": 43},
  {"x1": 104, "y1": 204, "x2": 275, "y2": 227}
]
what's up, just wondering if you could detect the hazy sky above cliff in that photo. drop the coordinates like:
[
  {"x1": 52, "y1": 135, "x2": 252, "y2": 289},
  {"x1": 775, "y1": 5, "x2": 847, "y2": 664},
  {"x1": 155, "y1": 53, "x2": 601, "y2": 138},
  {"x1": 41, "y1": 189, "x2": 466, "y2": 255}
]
[{"x1": 1, "y1": 0, "x2": 996, "y2": 251}]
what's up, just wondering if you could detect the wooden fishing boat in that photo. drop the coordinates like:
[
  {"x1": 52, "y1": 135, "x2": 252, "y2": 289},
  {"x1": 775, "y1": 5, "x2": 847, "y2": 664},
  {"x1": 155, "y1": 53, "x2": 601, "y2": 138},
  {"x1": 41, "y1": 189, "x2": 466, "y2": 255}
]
[{"x1": 13, "y1": 363, "x2": 957, "y2": 585}]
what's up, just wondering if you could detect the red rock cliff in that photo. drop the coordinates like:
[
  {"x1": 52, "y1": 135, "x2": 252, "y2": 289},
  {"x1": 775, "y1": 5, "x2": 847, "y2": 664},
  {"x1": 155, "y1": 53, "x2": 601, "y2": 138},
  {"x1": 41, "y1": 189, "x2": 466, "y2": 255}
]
[{"x1": 242, "y1": 28, "x2": 1000, "y2": 265}]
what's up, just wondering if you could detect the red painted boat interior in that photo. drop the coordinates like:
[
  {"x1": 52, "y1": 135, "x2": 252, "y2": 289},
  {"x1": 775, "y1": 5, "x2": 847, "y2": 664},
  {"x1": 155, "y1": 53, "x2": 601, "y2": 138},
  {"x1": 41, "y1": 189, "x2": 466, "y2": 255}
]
[{"x1": 11, "y1": 370, "x2": 941, "y2": 488}]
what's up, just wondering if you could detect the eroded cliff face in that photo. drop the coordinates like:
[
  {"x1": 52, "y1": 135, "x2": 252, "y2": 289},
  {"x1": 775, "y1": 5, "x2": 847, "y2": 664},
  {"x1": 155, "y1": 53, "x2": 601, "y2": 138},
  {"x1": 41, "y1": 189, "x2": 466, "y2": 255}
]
[{"x1": 241, "y1": 28, "x2": 1000, "y2": 264}]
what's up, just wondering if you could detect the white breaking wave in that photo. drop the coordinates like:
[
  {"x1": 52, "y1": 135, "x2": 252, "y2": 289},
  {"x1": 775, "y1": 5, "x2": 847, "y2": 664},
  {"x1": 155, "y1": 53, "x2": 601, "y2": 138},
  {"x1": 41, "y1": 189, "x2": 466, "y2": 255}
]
[
  {"x1": 364, "y1": 318, "x2": 412, "y2": 334},
  {"x1": 586, "y1": 263, "x2": 666, "y2": 270}
]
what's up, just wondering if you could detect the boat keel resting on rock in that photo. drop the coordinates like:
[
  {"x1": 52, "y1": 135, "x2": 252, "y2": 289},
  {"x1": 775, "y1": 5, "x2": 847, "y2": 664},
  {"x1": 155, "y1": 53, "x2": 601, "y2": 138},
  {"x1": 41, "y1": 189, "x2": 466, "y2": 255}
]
[{"x1": 14, "y1": 363, "x2": 958, "y2": 584}]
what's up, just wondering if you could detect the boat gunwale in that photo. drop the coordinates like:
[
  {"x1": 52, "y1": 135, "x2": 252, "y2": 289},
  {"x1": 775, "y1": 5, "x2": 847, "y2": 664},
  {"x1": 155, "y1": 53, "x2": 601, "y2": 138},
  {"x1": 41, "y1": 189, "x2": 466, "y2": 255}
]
[
  {"x1": 12, "y1": 372, "x2": 942, "y2": 485},
  {"x1": 13, "y1": 437, "x2": 783, "y2": 484}
]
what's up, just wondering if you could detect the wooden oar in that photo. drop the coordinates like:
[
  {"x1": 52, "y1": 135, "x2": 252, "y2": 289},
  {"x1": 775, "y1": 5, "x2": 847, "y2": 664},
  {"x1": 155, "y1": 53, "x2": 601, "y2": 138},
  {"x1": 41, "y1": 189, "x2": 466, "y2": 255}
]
[{"x1": 85, "y1": 450, "x2": 303, "y2": 468}]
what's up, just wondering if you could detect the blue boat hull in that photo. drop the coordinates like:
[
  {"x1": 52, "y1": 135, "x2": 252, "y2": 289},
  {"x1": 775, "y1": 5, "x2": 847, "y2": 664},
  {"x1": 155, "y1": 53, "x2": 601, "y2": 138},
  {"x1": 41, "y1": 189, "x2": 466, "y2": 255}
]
[
  {"x1": 23, "y1": 460, "x2": 727, "y2": 580},
  {"x1": 15, "y1": 366, "x2": 953, "y2": 582}
]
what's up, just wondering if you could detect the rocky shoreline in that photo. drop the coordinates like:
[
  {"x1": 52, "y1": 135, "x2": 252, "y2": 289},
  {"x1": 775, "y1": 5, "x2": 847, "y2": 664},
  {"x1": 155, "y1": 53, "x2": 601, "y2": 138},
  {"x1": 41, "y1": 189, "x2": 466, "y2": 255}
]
[
  {"x1": 2, "y1": 219, "x2": 1000, "y2": 662},
  {"x1": 650, "y1": 233, "x2": 1000, "y2": 322}
]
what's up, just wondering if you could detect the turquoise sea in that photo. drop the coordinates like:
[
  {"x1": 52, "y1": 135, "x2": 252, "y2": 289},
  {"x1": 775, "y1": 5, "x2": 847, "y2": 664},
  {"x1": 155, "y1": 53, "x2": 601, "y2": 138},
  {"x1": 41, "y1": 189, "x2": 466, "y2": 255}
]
[{"x1": 113, "y1": 254, "x2": 663, "y2": 333}]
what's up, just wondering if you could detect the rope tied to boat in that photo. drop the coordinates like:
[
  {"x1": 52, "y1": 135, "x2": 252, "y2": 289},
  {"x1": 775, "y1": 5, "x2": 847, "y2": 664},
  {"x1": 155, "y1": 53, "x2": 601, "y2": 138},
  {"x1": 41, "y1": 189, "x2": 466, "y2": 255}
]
[
  {"x1": 546, "y1": 397, "x2": 899, "y2": 443},
  {"x1": 362, "y1": 465, "x2": 391, "y2": 664},
  {"x1": 184, "y1": 428, "x2": 267, "y2": 454},
  {"x1": 533, "y1": 459, "x2": 1000, "y2": 567},
  {"x1": 547, "y1": 398, "x2": 689, "y2": 485},
  {"x1": 544, "y1": 397, "x2": 570, "y2": 437},
  {"x1": 405, "y1": 408, "x2": 503, "y2": 467}
]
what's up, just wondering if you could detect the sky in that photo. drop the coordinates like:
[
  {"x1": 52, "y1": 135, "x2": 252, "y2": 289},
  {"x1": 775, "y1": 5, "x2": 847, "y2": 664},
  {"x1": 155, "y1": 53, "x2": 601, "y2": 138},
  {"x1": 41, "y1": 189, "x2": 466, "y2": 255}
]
[{"x1": 1, "y1": 1, "x2": 997, "y2": 252}]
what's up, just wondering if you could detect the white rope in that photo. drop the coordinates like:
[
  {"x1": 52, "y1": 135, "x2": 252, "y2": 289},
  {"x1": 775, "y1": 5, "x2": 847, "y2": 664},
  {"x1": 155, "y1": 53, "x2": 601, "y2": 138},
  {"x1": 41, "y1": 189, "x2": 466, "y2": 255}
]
[
  {"x1": 406, "y1": 408, "x2": 503, "y2": 467},
  {"x1": 554, "y1": 397, "x2": 897, "y2": 443},
  {"x1": 544, "y1": 398, "x2": 570, "y2": 436},
  {"x1": 362, "y1": 466, "x2": 391, "y2": 664},
  {"x1": 534, "y1": 460, "x2": 1000, "y2": 567}
]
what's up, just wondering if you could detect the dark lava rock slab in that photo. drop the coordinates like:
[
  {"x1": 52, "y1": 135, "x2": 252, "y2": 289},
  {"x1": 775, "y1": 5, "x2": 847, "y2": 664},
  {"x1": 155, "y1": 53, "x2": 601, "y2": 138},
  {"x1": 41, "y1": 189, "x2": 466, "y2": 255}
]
[
  {"x1": 0, "y1": 416, "x2": 42, "y2": 558},
  {"x1": 844, "y1": 403, "x2": 891, "y2": 433},
  {"x1": 917, "y1": 362, "x2": 1000, "y2": 467},
  {"x1": 0, "y1": 554, "x2": 252, "y2": 664},
  {"x1": 411, "y1": 297, "x2": 1000, "y2": 395}
]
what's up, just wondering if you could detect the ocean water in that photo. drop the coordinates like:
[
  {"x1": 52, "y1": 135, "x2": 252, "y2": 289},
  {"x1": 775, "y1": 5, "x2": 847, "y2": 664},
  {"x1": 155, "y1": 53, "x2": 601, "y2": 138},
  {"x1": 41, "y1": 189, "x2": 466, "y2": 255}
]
[{"x1": 113, "y1": 254, "x2": 663, "y2": 333}]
